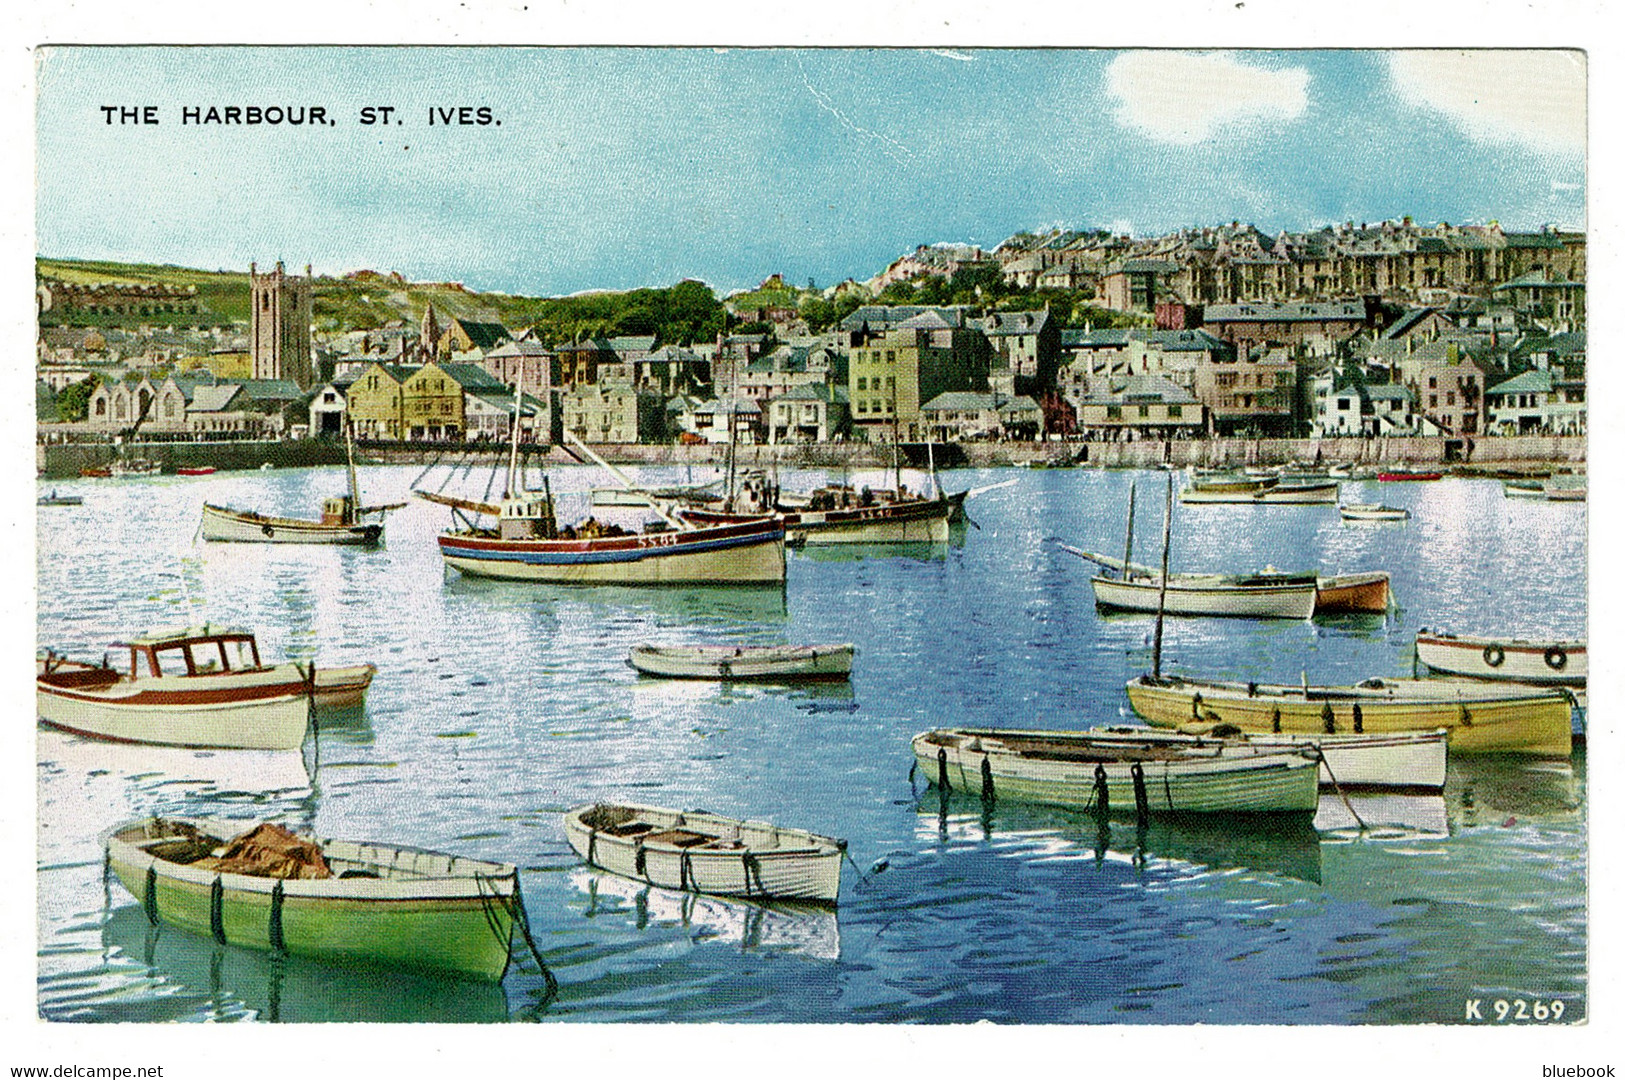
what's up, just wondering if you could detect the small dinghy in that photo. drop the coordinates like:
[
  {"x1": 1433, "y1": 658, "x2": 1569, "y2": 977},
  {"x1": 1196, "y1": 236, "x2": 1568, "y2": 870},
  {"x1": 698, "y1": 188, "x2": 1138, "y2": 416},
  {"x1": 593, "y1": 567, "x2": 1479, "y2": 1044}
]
[
  {"x1": 106, "y1": 817, "x2": 527, "y2": 981},
  {"x1": 628, "y1": 643, "x2": 854, "y2": 681},
  {"x1": 313, "y1": 662, "x2": 378, "y2": 707},
  {"x1": 1339, "y1": 503, "x2": 1409, "y2": 522},
  {"x1": 564, "y1": 803, "x2": 845, "y2": 904},
  {"x1": 913, "y1": 727, "x2": 1322, "y2": 815},
  {"x1": 37, "y1": 490, "x2": 83, "y2": 507}
]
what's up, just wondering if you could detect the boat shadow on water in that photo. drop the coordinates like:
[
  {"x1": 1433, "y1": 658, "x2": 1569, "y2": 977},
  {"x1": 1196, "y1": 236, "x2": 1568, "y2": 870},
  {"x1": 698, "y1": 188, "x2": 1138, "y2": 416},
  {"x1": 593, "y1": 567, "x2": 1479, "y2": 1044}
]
[
  {"x1": 915, "y1": 792, "x2": 1325, "y2": 886},
  {"x1": 1444, "y1": 750, "x2": 1585, "y2": 829},
  {"x1": 98, "y1": 903, "x2": 516, "y2": 1023},
  {"x1": 567, "y1": 867, "x2": 841, "y2": 961},
  {"x1": 791, "y1": 540, "x2": 954, "y2": 563},
  {"x1": 441, "y1": 574, "x2": 789, "y2": 624}
]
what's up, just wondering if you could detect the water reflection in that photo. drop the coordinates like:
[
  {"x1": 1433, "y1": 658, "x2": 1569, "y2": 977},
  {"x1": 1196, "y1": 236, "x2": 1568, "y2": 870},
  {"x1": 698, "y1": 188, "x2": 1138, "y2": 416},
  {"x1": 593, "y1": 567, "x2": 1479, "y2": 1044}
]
[
  {"x1": 792, "y1": 541, "x2": 950, "y2": 563},
  {"x1": 1315, "y1": 793, "x2": 1449, "y2": 841},
  {"x1": 99, "y1": 906, "x2": 511, "y2": 1023},
  {"x1": 1446, "y1": 751, "x2": 1584, "y2": 829},
  {"x1": 917, "y1": 794, "x2": 1324, "y2": 885},
  {"x1": 443, "y1": 574, "x2": 790, "y2": 624},
  {"x1": 568, "y1": 868, "x2": 841, "y2": 960}
]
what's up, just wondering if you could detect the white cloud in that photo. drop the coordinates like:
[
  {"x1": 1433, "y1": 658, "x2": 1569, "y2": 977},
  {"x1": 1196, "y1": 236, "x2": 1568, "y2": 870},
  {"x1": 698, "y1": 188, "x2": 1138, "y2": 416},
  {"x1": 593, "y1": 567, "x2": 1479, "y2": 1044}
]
[
  {"x1": 1387, "y1": 51, "x2": 1585, "y2": 155},
  {"x1": 1105, "y1": 52, "x2": 1309, "y2": 146}
]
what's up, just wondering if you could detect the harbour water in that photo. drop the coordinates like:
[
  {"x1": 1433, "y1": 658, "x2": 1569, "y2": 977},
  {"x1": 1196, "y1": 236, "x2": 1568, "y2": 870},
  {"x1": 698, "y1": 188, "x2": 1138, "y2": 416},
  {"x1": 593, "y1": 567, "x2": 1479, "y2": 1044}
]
[{"x1": 35, "y1": 464, "x2": 1587, "y2": 1023}]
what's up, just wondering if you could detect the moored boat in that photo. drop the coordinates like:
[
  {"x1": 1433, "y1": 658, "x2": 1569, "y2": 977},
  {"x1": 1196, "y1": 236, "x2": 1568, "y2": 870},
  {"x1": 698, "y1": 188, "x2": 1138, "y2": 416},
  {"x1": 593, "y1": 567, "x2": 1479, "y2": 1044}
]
[
  {"x1": 629, "y1": 643, "x2": 853, "y2": 681},
  {"x1": 1543, "y1": 476, "x2": 1586, "y2": 502},
  {"x1": 1097, "y1": 725, "x2": 1449, "y2": 792},
  {"x1": 1339, "y1": 503, "x2": 1409, "y2": 522},
  {"x1": 109, "y1": 458, "x2": 163, "y2": 478},
  {"x1": 37, "y1": 490, "x2": 83, "y2": 507},
  {"x1": 1377, "y1": 470, "x2": 1443, "y2": 482},
  {"x1": 176, "y1": 465, "x2": 217, "y2": 476},
  {"x1": 105, "y1": 817, "x2": 521, "y2": 981},
  {"x1": 564, "y1": 803, "x2": 844, "y2": 904},
  {"x1": 1313, "y1": 571, "x2": 1392, "y2": 614},
  {"x1": 678, "y1": 477, "x2": 953, "y2": 545},
  {"x1": 202, "y1": 501, "x2": 387, "y2": 545},
  {"x1": 201, "y1": 422, "x2": 402, "y2": 545},
  {"x1": 314, "y1": 662, "x2": 378, "y2": 707},
  {"x1": 1179, "y1": 481, "x2": 1338, "y2": 505},
  {"x1": 37, "y1": 625, "x2": 312, "y2": 750},
  {"x1": 1415, "y1": 630, "x2": 1585, "y2": 686},
  {"x1": 1125, "y1": 674, "x2": 1572, "y2": 756},
  {"x1": 911, "y1": 727, "x2": 1322, "y2": 815},
  {"x1": 1503, "y1": 479, "x2": 1546, "y2": 499},
  {"x1": 1063, "y1": 548, "x2": 1318, "y2": 619}
]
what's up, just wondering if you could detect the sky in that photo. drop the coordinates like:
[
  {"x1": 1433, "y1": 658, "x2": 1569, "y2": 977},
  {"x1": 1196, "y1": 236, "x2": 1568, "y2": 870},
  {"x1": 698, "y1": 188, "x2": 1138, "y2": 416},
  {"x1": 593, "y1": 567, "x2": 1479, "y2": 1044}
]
[{"x1": 35, "y1": 47, "x2": 1587, "y2": 297}]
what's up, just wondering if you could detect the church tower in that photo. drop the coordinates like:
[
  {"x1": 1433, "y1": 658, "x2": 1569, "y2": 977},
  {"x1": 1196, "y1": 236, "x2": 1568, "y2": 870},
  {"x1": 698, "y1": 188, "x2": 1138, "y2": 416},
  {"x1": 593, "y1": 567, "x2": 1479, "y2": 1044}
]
[
  {"x1": 249, "y1": 261, "x2": 314, "y2": 389},
  {"x1": 421, "y1": 302, "x2": 442, "y2": 361}
]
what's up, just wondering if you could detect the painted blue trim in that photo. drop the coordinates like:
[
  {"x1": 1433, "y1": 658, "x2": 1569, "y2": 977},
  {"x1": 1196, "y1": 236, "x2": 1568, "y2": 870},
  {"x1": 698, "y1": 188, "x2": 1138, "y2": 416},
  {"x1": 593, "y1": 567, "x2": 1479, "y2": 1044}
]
[{"x1": 440, "y1": 530, "x2": 780, "y2": 566}]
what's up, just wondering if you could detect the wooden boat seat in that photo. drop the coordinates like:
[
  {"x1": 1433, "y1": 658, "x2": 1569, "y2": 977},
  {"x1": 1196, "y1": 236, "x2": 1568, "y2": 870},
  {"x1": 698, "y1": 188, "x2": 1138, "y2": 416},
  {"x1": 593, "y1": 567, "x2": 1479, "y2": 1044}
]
[
  {"x1": 643, "y1": 829, "x2": 714, "y2": 848},
  {"x1": 598, "y1": 821, "x2": 655, "y2": 838}
]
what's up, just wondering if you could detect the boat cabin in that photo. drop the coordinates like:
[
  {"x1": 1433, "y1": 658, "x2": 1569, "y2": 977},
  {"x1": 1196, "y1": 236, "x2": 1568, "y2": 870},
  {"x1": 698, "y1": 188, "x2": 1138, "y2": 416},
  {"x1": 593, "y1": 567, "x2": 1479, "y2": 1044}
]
[
  {"x1": 320, "y1": 496, "x2": 357, "y2": 525},
  {"x1": 114, "y1": 626, "x2": 270, "y2": 679},
  {"x1": 497, "y1": 494, "x2": 558, "y2": 539}
]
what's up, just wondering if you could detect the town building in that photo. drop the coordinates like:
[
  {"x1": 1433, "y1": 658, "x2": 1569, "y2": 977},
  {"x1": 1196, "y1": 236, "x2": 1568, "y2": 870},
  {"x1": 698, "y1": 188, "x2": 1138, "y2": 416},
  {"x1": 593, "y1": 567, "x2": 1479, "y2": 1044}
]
[{"x1": 249, "y1": 261, "x2": 315, "y2": 389}]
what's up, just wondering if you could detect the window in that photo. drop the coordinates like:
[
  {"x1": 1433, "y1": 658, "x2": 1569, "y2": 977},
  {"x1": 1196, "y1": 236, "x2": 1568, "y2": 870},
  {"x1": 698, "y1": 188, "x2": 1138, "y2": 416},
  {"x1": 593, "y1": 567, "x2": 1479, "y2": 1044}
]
[
  {"x1": 857, "y1": 377, "x2": 867, "y2": 391},
  {"x1": 885, "y1": 350, "x2": 895, "y2": 363},
  {"x1": 1339, "y1": 399, "x2": 1351, "y2": 410},
  {"x1": 1138, "y1": 404, "x2": 1151, "y2": 418},
  {"x1": 1447, "y1": 392, "x2": 1456, "y2": 406},
  {"x1": 1106, "y1": 405, "x2": 1122, "y2": 419},
  {"x1": 1168, "y1": 405, "x2": 1182, "y2": 419},
  {"x1": 1429, "y1": 394, "x2": 1438, "y2": 408},
  {"x1": 1428, "y1": 377, "x2": 1437, "y2": 388}
]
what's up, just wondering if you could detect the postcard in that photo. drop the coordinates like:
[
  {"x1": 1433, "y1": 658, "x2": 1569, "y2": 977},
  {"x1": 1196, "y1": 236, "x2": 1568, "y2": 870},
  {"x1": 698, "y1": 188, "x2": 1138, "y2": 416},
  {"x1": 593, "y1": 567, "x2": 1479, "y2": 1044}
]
[{"x1": 11, "y1": 12, "x2": 1613, "y2": 1078}]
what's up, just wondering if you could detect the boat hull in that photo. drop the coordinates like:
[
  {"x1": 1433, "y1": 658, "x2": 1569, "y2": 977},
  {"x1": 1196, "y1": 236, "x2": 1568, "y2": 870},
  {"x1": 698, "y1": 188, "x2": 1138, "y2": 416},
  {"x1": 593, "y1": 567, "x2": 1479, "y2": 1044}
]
[
  {"x1": 1415, "y1": 632, "x2": 1585, "y2": 686},
  {"x1": 439, "y1": 520, "x2": 786, "y2": 585},
  {"x1": 1314, "y1": 572, "x2": 1391, "y2": 614},
  {"x1": 106, "y1": 820, "x2": 516, "y2": 981},
  {"x1": 682, "y1": 499, "x2": 951, "y2": 545},
  {"x1": 202, "y1": 504, "x2": 382, "y2": 545},
  {"x1": 37, "y1": 664, "x2": 311, "y2": 750},
  {"x1": 1091, "y1": 576, "x2": 1316, "y2": 619},
  {"x1": 314, "y1": 663, "x2": 378, "y2": 707},
  {"x1": 564, "y1": 804, "x2": 842, "y2": 904},
  {"x1": 1125, "y1": 676, "x2": 1572, "y2": 756},
  {"x1": 1339, "y1": 504, "x2": 1408, "y2": 521},
  {"x1": 912, "y1": 729, "x2": 1321, "y2": 814},
  {"x1": 1180, "y1": 484, "x2": 1338, "y2": 505},
  {"x1": 629, "y1": 644, "x2": 853, "y2": 681}
]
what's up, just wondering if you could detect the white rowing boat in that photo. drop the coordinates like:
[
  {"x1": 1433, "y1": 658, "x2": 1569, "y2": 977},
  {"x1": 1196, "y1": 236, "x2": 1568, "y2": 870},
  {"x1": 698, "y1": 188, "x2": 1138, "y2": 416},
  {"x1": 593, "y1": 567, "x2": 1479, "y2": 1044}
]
[
  {"x1": 1180, "y1": 481, "x2": 1339, "y2": 505},
  {"x1": 1415, "y1": 630, "x2": 1585, "y2": 687},
  {"x1": 564, "y1": 803, "x2": 844, "y2": 904},
  {"x1": 106, "y1": 817, "x2": 522, "y2": 981},
  {"x1": 314, "y1": 663, "x2": 378, "y2": 707},
  {"x1": 912, "y1": 727, "x2": 1322, "y2": 814},
  {"x1": 1339, "y1": 503, "x2": 1409, "y2": 522},
  {"x1": 1090, "y1": 725, "x2": 1449, "y2": 792},
  {"x1": 628, "y1": 643, "x2": 853, "y2": 681}
]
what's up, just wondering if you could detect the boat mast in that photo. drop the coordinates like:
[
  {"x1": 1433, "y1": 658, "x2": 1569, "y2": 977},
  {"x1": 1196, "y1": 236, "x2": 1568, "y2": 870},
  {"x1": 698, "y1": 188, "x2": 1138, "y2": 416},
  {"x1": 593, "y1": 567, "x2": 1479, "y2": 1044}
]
[
  {"x1": 506, "y1": 367, "x2": 525, "y2": 499},
  {"x1": 1151, "y1": 471, "x2": 1174, "y2": 679},
  {"x1": 890, "y1": 378, "x2": 902, "y2": 494},
  {"x1": 343, "y1": 415, "x2": 363, "y2": 524},
  {"x1": 1121, "y1": 481, "x2": 1137, "y2": 580}
]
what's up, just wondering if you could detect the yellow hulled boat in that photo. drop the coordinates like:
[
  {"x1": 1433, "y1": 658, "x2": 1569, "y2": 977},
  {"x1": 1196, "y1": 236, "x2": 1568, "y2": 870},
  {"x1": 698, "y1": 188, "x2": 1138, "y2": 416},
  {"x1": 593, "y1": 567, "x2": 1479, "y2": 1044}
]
[{"x1": 1125, "y1": 674, "x2": 1572, "y2": 757}]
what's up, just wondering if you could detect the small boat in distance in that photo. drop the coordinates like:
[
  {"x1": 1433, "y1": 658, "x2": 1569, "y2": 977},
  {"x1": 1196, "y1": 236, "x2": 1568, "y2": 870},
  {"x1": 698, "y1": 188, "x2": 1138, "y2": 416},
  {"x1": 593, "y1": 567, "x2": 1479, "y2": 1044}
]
[
  {"x1": 37, "y1": 490, "x2": 83, "y2": 507},
  {"x1": 1179, "y1": 481, "x2": 1339, "y2": 505},
  {"x1": 1125, "y1": 674, "x2": 1572, "y2": 757},
  {"x1": 202, "y1": 422, "x2": 402, "y2": 545},
  {"x1": 564, "y1": 803, "x2": 844, "y2": 904},
  {"x1": 176, "y1": 465, "x2": 217, "y2": 476},
  {"x1": 1415, "y1": 630, "x2": 1585, "y2": 687},
  {"x1": 629, "y1": 643, "x2": 854, "y2": 681},
  {"x1": 912, "y1": 727, "x2": 1323, "y2": 815},
  {"x1": 1503, "y1": 479, "x2": 1546, "y2": 499},
  {"x1": 1543, "y1": 476, "x2": 1586, "y2": 502},
  {"x1": 1377, "y1": 470, "x2": 1443, "y2": 482},
  {"x1": 106, "y1": 817, "x2": 522, "y2": 981},
  {"x1": 109, "y1": 458, "x2": 163, "y2": 478},
  {"x1": 1339, "y1": 503, "x2": 1409, "y2": 522},
  {"x1": 37, "y1": 625, "x2": 311, "y2": 750}
]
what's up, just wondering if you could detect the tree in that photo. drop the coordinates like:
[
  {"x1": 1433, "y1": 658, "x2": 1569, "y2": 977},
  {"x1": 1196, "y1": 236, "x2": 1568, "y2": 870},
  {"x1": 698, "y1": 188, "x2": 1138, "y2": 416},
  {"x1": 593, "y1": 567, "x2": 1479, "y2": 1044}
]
[{"x1": 55, "y1": 374, "x2": 100, "y2": 422}]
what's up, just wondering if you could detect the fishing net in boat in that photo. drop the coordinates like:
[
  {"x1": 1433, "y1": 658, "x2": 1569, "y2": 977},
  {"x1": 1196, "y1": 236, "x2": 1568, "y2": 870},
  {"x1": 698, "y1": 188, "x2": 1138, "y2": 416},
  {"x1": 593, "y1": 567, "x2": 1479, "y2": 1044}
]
[{"x1": 192, "y1": 823, "x2": 332, "y2": 880}]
